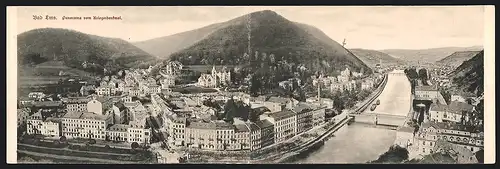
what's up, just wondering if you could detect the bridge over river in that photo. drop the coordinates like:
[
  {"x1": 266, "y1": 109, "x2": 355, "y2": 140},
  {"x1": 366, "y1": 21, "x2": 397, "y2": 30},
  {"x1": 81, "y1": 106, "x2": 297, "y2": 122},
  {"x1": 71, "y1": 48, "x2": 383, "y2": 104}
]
[{"x1": 294, "y1": 70, "x2": 412, "y2": 163}]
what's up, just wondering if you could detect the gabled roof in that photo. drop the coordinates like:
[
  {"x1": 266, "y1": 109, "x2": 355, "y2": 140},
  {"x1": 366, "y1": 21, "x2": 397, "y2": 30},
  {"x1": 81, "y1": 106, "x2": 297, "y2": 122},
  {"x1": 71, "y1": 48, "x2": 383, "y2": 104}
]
[
  {"x1": 235, "y1": 124, "x2": 250, "y2": 132},
  {"x1": 215, "y1": 121, "x2": 234, "y2": 130},
  {"x1": 255, "y1": 119, "x2": 274, "y2": 129}
]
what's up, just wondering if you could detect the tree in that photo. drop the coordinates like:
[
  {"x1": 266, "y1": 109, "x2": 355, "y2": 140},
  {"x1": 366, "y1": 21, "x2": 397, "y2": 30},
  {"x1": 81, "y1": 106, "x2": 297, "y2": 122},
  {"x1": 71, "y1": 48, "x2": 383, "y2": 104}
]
[
  {"x1": 89, "y1": 139, "x2": 97, "y2": 145},
  {"x1": 59, "y1": 136, "x2": 67, "y2": 142},
  {"x1": 370, "y1": 145, "x2": 409, "y2": 163},
  {"x1": 418, "y1": 68, "x2": 428, "y2": 85},
  {"x1": 249, "y1": 75, "x2": 261, "y2": 96},
  {"x1": 223, "y1": 98, "x2": 236, "y2": 123},
  {"x1": 440, "y1": 90, "x2": 451, "y2": 105},
  {"x1": 131, "y1": 142, "x2": 139, "y2": 149}
]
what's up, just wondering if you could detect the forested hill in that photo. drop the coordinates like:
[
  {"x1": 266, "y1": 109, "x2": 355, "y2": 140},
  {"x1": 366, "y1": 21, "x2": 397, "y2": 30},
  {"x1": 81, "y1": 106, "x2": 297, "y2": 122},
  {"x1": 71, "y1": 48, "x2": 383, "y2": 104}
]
[
  {"x1": 436, "y1": 51, "x2": 481, "y2": 67},
  {"x1": 349, "y1": 48, "x2": 405, "y2": 67},
  {"x1": 168, "y1": 10, "x2": 371, "y2": 76},
  {"x1": 448, "y1": 50, "x2": 484, "y2": 96},
  {"x1": 381, "y1": 46, "x2": 483, "y2": 63},
  {"x1": 18, "y1": 28, "x2": 158, "y2": 75}
]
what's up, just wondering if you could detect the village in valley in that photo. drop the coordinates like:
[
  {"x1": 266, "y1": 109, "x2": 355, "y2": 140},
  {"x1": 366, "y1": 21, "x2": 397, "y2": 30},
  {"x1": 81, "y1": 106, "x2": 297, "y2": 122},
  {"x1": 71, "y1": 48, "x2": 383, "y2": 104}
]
[
  {"x1": 14, "y1": 7, "x2": 487, "y2": 164},
  {"x1": 18, "y1": 58, "x2": 388, "y2": 163}
]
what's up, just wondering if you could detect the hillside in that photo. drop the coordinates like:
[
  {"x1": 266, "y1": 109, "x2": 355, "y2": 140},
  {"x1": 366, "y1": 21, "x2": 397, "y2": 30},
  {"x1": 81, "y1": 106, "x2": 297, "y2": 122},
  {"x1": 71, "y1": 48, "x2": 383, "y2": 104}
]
[
  {"x1": 381, "y1": 46, "x2": 483, "y2": 63},
  {"x1": 168, "y1": 10, "x2": 371, "y2": 75},
  {"x1": 17, "y1": 28, "x2": 158, "y2": 75},
  {"x1": 436, "y1": 51, "x2": 481, "y2": 67},
  {"x1": 448, "y1": 50, "x2": 484, "y2": 96},
  {"x1": 133, "y1": 23, "x2": 226, "y2": 59},
  {"x1": 349, "y1": 48, "x2": 405, "y2": 68}
]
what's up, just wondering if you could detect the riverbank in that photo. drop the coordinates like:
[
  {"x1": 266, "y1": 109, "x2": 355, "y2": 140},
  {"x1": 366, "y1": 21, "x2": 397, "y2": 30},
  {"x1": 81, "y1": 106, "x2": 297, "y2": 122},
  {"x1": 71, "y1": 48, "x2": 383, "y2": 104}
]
[
  {"x1": 184, "y1": 75, "x2": 388, "y2": 164},
  {"x1": 274, "y1": 116, "x2": 351, "y2": 163}
]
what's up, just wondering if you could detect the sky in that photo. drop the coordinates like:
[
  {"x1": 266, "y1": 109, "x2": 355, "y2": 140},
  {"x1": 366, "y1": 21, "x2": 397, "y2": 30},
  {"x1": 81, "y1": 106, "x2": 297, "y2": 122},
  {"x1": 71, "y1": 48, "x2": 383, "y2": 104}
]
[{"x1": 14, "y1": 6, "x2": 486, "y2": 50}]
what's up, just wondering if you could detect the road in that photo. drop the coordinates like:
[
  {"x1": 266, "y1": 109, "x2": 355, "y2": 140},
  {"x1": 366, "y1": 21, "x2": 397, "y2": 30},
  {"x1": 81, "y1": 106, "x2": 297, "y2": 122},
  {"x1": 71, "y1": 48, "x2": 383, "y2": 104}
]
[{"x1": 17, "y1": 150, "x2": 136, "y2": 164}]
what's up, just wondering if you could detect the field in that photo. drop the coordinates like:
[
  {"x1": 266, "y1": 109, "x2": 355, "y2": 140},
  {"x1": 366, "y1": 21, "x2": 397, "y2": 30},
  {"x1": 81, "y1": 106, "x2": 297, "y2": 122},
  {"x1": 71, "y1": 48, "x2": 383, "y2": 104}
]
[{"x1": 18, "y1": 61, "x2": 98, "y2": 86}]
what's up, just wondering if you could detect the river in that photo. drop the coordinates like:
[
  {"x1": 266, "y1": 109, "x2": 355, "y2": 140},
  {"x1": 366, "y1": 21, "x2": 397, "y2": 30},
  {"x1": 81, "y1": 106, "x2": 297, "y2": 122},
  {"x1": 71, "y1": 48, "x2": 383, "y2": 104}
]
[{"x1": 293, "y1": 123, "x2": 397, "y2": 164}]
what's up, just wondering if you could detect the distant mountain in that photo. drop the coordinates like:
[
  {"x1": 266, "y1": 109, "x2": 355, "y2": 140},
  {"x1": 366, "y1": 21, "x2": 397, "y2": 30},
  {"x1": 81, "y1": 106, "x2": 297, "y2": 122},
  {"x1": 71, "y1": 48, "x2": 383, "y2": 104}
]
[
  {"x1": 18, "y1": 28, "x2": 157, "y2": 75},
  {"x1": 436, "y1": 51, "x2": 482, "y2": 67},
  {"x1": 381, "y1": 46, "x2": 483, "y2": 63},
  {"x1": 167, "y1": 10, "x2": 371, "y2": 75},
  {"x1": 349, "y1": 48, "x2": 405, "y2": 68},
  {"x1": 448, "y1": 50, "x2": 484, "y2": 96},
  {"x1": 133, "y1": 23, "x2": 228, "y2": 59}
]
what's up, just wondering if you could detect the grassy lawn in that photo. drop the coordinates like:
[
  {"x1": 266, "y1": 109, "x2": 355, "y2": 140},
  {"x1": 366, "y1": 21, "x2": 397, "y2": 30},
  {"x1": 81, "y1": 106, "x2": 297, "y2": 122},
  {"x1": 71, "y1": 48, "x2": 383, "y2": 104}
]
[{"x1": 18, "y1": 136, "x2": 154, "y2": 162}]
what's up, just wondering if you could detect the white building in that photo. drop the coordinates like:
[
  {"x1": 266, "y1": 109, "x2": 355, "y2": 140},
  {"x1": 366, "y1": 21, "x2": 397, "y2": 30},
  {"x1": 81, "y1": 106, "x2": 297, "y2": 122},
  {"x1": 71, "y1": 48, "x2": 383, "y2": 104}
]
[
  {"x1": 429, "y1": 101, "x2": 474, "y2": 123},
  {"x1": 26, "y1": 112, "x2": 60, "y2": 138},
  {"x1": 65, "y1": 97, "x2": 91, "y2": 113},
  {"x1": 61, "y1": 111, "x2": 107, "y2": 140},
  {"x1": 197, "y1": 66, "x2": 231, "y2": 88},
  {"x1": 161, "y1": 76, "x2": 176, "y2": 89}
]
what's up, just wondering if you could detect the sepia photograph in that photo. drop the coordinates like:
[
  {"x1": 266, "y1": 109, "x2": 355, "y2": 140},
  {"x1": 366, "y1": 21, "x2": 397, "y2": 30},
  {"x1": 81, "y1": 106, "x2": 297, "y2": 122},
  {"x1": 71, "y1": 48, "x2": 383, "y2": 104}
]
[{"x1": 6, "y1": 6, "x2": 495, "y2": 164}]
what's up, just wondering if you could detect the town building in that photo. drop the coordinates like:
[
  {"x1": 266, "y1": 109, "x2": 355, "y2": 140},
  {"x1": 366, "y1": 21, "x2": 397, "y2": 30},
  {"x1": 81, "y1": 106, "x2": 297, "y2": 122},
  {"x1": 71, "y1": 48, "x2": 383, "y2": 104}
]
[
  {"x1": 415, "y1": 122, "x2": 484, "y2": 158},
  {"x1": 26, "y1": 111, "x2": 61, "y2": 137},
  {"x1": 161, "y1": 76, "x2": 176, "y2": 89},
  {"x1": 267, "y1": 96, "x2": 298, "y2": 110},
  {"x1": 260, "y1": 110, "x2": 297, "y2": 143},
  {"x1": 167, "y1": 116, "x2": 187, "y2": 146},
  {"x1": 234, "y1": 124, "x2": 251, "y2": 150},
  {"x1": 292, "y1": 103, "x2": 314, "y2": 134},
  {"x1": 61, "y1": 111, "x2": 107, "y2": 140},
  {"x1": 254, "y1": 119, "x2": 274, "y2": 148},
  {"x1": 28, "y1": 92, "x2": 45, "y2": 100},
  {"x1": 215, "y1": 121, "x2": 237, "y2": 150},
  {"x1": 185, "y1": 121, "x2": 216, "y2": 149},
  {"x1": 18, "y1": 108, "x2": 30, "y2": 127},
  {"x1": 429, "y1": 101, "x2": 474, "y2": 123},
  {"x1": 246, "y1": 122, "x2": 261, "y2": 151},
  {"x1": 106, "y1": 124, "x2": 129, "y2": 142},
  {"x1": 127, "y1": 124, "x2": 151, "y2": 145},
  {"x1": 197, "y1": 66, "x2": 231, "y2": 88},
  {"x1": 65, "y1": 97, "x2": 91, "y2": 113},
  {"x1": 311, "y1": 105, "x2": 326, "y2": 127}
]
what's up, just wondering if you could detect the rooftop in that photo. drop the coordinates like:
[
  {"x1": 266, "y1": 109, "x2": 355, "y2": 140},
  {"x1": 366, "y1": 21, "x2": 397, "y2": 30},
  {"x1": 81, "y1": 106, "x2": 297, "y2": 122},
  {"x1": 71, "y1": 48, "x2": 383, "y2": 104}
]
[
  {"x1": 430, "y1": 101, "x2": 474, "y2": 114},
  {"x1": 267, "y1": 96, "x2": 291, "y2": 104},
  {"x1": 292, "y1": 102, "x2": 312, "y2": 114},
  {"x1": 215, "y1": 121, "x2": 235, "y2": 130},
  {"x1": 234, "y1": 124, "x2": 250, "y2": 132},
  {"x1": 268, "y1": 110, "x2": 296, "y2": 121},
  {"x1": 248, "y1": 122, "x2": 260, "y2": 131},
  {"x1": 45, "y1": 117, "x2": 61, "y2": 123},
  {"x1": 188, "y1": 121, "x2": 216, "y2": 129},
  {"x1": 80, "y1": 112, "x2": 106, "y2": 121},
  {"x1": 66, "y1": 97, "x2": 91, "y2": 104},
  {"x1": 63, "y1": 111, "x2": 84, "y2": 119}
]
